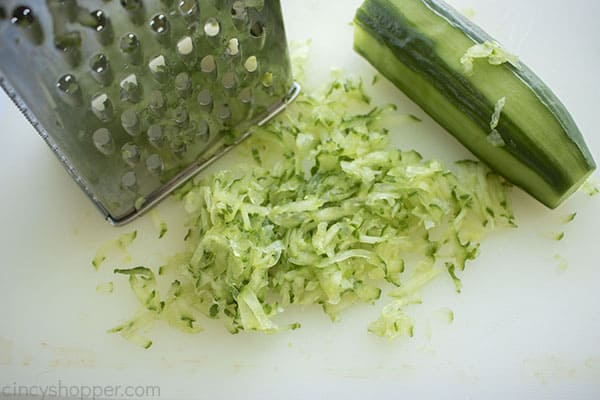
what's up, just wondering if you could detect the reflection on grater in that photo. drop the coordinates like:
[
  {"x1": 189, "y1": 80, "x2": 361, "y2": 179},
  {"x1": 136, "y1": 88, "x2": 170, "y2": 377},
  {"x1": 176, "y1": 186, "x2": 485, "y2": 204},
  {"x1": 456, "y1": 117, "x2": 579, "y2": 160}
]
[{"x1": 0, "y1": 0, "x2": 299, "y2": 224}]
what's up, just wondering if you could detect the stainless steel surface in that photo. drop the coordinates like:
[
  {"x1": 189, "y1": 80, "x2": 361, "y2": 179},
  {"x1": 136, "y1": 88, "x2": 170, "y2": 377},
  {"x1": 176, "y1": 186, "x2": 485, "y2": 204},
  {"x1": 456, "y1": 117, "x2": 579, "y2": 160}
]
[{"x1": 0, "y1": 0, "x2": 297, "y2": 224}]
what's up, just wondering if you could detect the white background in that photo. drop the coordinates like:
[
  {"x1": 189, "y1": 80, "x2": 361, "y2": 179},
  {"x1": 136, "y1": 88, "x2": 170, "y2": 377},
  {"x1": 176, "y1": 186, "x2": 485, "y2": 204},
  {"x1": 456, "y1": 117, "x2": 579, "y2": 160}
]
[{"x1": 1, "y1": 0, "x2": 599, "y2": 399}]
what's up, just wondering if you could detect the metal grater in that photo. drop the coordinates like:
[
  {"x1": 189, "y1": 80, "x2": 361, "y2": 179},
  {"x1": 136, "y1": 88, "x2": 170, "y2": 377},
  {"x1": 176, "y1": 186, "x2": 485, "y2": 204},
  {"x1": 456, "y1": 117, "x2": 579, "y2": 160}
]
[{"x1": 0, "y1": 0, "x2": 299, "y2": 225}]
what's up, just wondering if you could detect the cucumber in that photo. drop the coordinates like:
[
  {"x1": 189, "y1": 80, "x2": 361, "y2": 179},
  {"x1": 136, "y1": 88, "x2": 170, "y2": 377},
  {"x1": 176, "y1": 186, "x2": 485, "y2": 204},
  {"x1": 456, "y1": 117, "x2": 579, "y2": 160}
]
[{"x1": 354, "y1": 0, "x2": 596, "y2": 208}]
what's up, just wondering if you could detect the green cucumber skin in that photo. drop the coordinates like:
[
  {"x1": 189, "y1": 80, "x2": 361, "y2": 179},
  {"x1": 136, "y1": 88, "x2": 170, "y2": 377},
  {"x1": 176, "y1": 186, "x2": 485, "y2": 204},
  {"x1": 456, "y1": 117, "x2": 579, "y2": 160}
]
[{"x1": 354, "y1": 0, "x2": 596, "y2": 208}]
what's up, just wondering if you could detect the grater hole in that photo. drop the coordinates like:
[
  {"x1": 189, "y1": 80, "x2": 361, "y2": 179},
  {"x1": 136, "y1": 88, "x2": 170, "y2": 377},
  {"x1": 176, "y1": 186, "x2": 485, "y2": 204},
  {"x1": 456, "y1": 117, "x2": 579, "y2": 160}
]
[
  {"x1": 216, "y1": 104, "x2": 231, "y2": 122},
  {"x1": 178, "y1": 0, "x2": 198, "y2": 18},
  {"x1": 120, "y1": 74, "x2": 142, "y2": 103},
  {"x1": 185, "y1": 20, "x2": 201, "y2": 35},
  {"x1": 177, "y1": 36, "x2": 196, "y2": 65},
  {"x1": 249, "y1": 20, "x2": 265, "y2": 38},
  {"x1": 89, "y1": 53, "x2": 113, "y2": 86},
  {"x1": 90, "y1": 9, "x2": 114, "y2": 45},
  {"x1": 231, "y1": 1, "x2": 246, "y2": 19},
  {"x1": 121, "y1": 171, "x2": 138, "y2": 191},
  {"x1": 91, "y1": 10, "x2": 109, "y2": 32},
  {"x1": 147, "y1": 124, "x2": 164, "y2": 148},
  {"x1": 244, "y1": 56, "x2": 258, "y2": 73},
  {"x1": 200, "y1": 55, "x2": 217, "y2": 76},
  {"x1": 262, "y1": 71, "x2": 273, "y2": 87},
  {"x1": 121, "y1": 108, "x2": 140, "y2": 136},
  {"x1": 150, "y1": 14, "x2": 169, "y2": 34},
  {"x1": 121, "y1": 143, "x2": 141, "y2": 166},
  {"x1": 10, "y1": 5, "x2": 44, "y2": 44},
  {"x1": 120, "y1": 32, "x2": 140, "y2": 53},
  {"x1": 175, "y1": 72, "x2": 192, "y2": 97},
  {"x1": 174, "y1": 105, "x2": 189, "y2": 127},
  {"x1": 222, "y1": 72, "x2": 237, "y2": 91},
  {"x1": 177, "y1": 36, "x2": 194, "y2": 56},
  {"x1": 239, "y1": 87, "x2": 253, "y2": 105},
  {"x1": 91, "y1": 93, "x2": 113, "y2": 122},
  {"x1": 149, "y1": 55, "x2": 166, "y2": 70},
  {"x1": 170, "y1": 140, "x2": 187, "y2": 159},
  {"x1": 150, "y1": 14, "x2": 171, "y2": 45},
  {"x1": 197, "y1": 89, "x2": 213, "y2": 112},
  {"x1": 226, "y1": 38, "x2": 240, "y2": 56},
  {"x1": 230, "y1": 1, "x2": 247, "y2": 30},
  {"x1": 57, "y1": 74, "x2": 78, "y2": 93},
  {"x1": 197, "y1": 120, "x2": 210, "y2": 141},
  {"x1": 146, "y1": 154, "x2": 164, "y2": 176},
  {"x1": 90, "y1": 54, "x2": 109, "y2": 73},
  {"x1": 149, "y1": 55, "x2": 168, "y2": 82},
  {"x1": 204, "y1": 18, "x2": 220, "y2": 37},
  {"x1": 10, "y1": 6, "x2": 34, "y2": 26},
  {"x1": 56, "y1": 74, "x2": 83, "y2": 106},
  {"x1": 149, "y1": 90, "x2": 166, "y2": 114},
  {"x1": 93, "y1": 128, "x2": 115, "y2": 156},
  {"x1": 119, "y1": 32, "x2": 143, "y2": 64}
]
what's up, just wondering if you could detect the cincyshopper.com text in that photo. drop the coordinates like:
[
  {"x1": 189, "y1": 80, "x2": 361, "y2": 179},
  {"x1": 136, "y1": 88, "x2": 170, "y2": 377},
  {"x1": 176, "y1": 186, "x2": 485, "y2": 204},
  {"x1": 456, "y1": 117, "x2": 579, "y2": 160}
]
[{"x1": 1, "y1": 380, "x2": 161, "y2": 399}]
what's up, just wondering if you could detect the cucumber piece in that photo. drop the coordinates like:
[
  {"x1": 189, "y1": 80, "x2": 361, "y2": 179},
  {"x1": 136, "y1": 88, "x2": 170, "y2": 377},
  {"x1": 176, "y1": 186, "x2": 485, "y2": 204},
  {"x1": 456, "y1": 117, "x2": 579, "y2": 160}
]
[{"x1": 353, "y1": 0, "x2": 596, "y2": 208}]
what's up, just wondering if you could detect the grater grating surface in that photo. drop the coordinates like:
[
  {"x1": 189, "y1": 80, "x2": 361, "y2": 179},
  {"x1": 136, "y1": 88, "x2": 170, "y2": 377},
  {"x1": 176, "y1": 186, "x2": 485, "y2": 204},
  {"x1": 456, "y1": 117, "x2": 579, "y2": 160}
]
[{"x1": 0, "y1": 0, "x2": 299, "y2": 224}]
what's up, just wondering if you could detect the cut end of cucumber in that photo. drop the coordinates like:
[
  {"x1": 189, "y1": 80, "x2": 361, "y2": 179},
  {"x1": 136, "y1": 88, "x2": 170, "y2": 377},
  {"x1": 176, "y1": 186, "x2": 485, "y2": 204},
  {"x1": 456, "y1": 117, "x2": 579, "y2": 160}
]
[{"x1": 550, "y1": 168, "x2": 595, "y2": 209}]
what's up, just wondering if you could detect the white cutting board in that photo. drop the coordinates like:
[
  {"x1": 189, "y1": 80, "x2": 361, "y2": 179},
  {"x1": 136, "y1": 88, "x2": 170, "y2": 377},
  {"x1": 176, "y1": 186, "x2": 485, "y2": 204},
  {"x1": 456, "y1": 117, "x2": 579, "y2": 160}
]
[{"x1": 1, "y1": 1, "x2": 599, "y2": 399}]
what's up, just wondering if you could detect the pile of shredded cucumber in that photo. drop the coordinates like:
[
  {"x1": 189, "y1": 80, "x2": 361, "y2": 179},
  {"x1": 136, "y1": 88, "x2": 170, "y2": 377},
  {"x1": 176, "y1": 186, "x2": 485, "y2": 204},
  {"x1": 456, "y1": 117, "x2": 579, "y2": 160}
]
[{"x1": 108, "y1": 70, "x2": 516, "y2": 347}]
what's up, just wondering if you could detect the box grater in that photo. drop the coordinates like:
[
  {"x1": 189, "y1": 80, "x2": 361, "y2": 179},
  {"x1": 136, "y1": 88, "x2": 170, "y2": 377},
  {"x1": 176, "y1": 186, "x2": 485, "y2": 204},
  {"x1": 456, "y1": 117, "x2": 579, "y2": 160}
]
[{"x1": 0, "y1": 0, "x2": 299, "y2": 225}]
